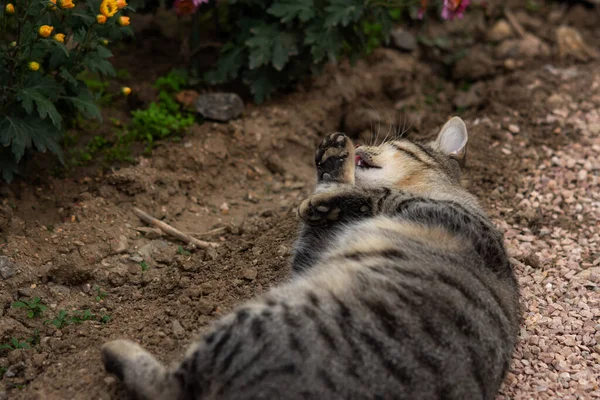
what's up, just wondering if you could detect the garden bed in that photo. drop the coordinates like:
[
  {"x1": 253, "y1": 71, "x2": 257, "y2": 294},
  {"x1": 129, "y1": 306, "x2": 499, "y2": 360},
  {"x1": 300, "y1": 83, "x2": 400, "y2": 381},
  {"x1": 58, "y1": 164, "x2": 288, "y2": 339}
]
[{"x1": 1, "y1": 1, "x2": 600, "y2": 398}]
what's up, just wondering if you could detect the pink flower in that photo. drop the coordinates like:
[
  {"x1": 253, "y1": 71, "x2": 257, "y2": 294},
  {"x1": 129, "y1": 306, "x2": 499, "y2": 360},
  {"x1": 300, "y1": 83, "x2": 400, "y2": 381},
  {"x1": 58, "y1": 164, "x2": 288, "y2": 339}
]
[
  {"x1": 441, "y1": 0, "x2": 470, "y2": 20},
  {"x1": 173, "y1": 0, "x2": 208, "y2": 15},
  {"x1": 417, "y1": 0, "x2": 428, "y2": 19}
]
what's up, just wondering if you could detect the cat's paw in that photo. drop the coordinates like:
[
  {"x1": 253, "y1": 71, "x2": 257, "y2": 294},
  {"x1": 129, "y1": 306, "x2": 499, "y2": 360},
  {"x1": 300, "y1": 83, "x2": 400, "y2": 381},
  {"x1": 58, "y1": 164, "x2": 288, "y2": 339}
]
[
  {"x1": 298, "y1": 191, "x2": 371, "y2": 226},
  {"x1": 315, "y1": 132, "x2": 355, "y2": 184}
]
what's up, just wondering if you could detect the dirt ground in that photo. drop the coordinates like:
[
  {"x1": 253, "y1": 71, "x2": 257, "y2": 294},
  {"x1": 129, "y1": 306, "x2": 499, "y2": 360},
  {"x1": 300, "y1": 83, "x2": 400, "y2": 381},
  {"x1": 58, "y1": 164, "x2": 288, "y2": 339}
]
[{"x1": 1, "y1": 1, "x2": 600, "y2": 399}]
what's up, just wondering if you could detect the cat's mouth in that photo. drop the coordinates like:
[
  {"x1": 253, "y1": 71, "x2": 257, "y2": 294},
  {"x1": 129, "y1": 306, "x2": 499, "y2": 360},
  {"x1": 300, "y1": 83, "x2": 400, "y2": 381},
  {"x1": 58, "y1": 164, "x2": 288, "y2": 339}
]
[{"x1": 355, "y1": 155, "x2": 380, "y2": 169}]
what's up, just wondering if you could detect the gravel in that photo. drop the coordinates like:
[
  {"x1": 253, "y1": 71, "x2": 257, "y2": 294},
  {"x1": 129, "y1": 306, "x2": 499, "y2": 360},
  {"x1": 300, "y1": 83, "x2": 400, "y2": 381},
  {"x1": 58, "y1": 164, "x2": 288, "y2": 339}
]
[{"x1": 495, "y1": 106, "x2": 600, "y2": 398}]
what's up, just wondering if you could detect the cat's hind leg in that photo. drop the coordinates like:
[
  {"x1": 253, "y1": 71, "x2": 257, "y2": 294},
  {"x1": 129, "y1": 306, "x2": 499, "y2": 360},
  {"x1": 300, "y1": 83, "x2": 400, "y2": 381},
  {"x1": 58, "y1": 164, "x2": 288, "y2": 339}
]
[{"x1": 101, "y1": 340, "x2": 181, "y2": 400}]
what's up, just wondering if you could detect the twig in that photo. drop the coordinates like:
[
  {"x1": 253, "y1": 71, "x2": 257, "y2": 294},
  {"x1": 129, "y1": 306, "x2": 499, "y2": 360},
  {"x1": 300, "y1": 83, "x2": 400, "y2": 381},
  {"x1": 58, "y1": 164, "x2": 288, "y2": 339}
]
[
  {"x1": 132, "y1": 207, "x2": 219, "y2": 249},
  {"x1": 504, "y1": 8, "x2": 526, "y2": 39},
  {"x1": 186, "y1": 227, "x2": 227, "y2": 237}
]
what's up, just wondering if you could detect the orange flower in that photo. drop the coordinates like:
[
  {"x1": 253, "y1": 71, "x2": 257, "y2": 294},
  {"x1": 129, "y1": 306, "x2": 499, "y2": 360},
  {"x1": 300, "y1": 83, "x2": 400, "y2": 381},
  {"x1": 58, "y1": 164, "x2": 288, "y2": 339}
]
[
  {"x1": 48, "y1": 0, "x2": 57, "y2": 10},
  {"x1": 121, "y1": 87, "x2": 131, "y2": 96},
  {"x1": 38, "y1": 25, "x2": 54, "y2": 38},
  {"x1": 29, "y1": 61, "x2": 40, "y2": 71},
  {"x1": 99, "y1": 0, "x2": 118, "y2": 17},
  {"x1": 116, "y1": 0, "x2": 127, "y2": 9},
  {"x1": 96, "y1": 14, "x2": 107, "y2": 24},
  {"x1": 5, "y1": 3, "x2": 15, "y2": 14},
  {"x1": 53, "y1": 33, "x2": 65, "y2": 43},
  {"x1": 117, "y1": 16, "x2": 130, "y2": 26},
  {"x1": 58, "y1": 0, "x2": 75, "y2": 9}
]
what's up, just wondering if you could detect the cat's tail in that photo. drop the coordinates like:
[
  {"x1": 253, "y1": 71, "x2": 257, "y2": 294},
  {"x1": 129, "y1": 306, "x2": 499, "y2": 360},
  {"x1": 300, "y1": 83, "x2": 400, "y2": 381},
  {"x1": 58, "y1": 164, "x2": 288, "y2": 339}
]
[{"x1": 101, "y1": 340, "x2": 182, "y2": 400}]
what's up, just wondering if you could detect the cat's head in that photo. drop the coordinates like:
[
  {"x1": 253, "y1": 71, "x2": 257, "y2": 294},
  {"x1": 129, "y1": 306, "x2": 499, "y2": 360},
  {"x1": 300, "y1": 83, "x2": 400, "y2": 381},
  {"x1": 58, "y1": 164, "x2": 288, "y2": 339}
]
[{"x1": 354, "y1": 117, "x2": 468, "y2": 195}]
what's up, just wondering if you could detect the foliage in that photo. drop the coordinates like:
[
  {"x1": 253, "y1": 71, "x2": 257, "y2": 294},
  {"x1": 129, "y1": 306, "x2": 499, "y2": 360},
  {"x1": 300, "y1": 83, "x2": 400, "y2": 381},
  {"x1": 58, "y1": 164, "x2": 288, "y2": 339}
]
[
  {"x1": 0, "y1": 337, "x2": 30, "y2": 351},
  {"x1": 46, "y1": 308, "x2": 105, "y2": 328},
  {"x1": 177, "y1": 245, "x2": 190, "y2": 255},
  {"x1": 140, "y1": 260, "x2": 149, "y2": 271},
  {"x1": 0, "y1": 0, "x2": 134, "y2": 182},
  {"x1": 197, "y1": 0, "x2": 415, "y2": 103},
  {"x1": 94, "y1": 285, "x2": 108, "y2": 301},
  {"x1": 66, "y1": 70, "x2": 194, "y2": 167},
  {"x1": 11, "y1": 297, "x2": 47, "y2": 318},
  {"x1": 128, "y1": 70, "x2": 195, "y2": 151}
]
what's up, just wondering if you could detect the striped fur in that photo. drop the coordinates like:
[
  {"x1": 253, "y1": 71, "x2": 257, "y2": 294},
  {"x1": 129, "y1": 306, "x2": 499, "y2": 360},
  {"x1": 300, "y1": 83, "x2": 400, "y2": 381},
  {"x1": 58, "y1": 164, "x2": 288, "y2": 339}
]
[{"x1": 101, "y1": 117, "x2": 520, "y2": 400}]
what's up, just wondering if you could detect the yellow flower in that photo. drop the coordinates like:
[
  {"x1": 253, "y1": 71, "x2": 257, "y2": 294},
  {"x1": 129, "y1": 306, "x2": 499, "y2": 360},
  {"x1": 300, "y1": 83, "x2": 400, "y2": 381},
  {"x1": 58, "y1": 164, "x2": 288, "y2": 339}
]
[
  {"x1": 5, "y1": 3, "x2": 15, "y2": 14},
  {"x1": 53, "y1": 33, "x2": 65, "y2": 43},
  {"x1": 121, "y1": 87, "x2": 131, "y2": 96},
  {"x1": 29, "y1": 61, "x2": 40, "y2": 71},
  {"x1": 101, "y1": 39, "x2": 109, "y2": 45},
  {"x1": 57, "y1": 0, "x2": 75, "y2": 8},
  {"x1": 96, "y1": 14, "x2": 107, "y2": 24},
  {"x1": 99, "y1": 0, "x2": 118, "y2": 17},
  {"x1": 48, "y1": 0, "x2": 57, "y2": 10},
  {"x1": 38, "y1": 25, "x2": 54, "y2": 38},
  {"x1": 117, "y1": 16, "x2": 130, "y2": 26},
  {"x1": 116, "y1": 0, "x2": 126, "y2": 8}
]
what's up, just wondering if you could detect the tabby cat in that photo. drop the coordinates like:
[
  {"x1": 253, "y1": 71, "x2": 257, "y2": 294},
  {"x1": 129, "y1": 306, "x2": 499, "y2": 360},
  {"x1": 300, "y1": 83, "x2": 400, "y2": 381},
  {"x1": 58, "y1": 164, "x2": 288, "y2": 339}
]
[{"x1": 101, "y1": 117, "x2": 520, "y2": 400}]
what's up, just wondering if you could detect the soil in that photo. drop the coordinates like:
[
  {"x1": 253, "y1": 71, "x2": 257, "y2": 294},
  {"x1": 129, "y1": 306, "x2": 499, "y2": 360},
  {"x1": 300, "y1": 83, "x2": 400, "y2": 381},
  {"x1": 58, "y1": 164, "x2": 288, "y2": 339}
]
[{"x1": 1, "y1": 1, "x2": 600, "y2": 399}]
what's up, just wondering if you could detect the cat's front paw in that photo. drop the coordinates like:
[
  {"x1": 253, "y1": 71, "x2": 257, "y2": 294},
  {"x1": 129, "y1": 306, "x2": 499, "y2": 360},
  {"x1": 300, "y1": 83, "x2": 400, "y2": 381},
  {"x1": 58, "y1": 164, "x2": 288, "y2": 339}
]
[
  {"x1": 315, "y1": 132, "x2": 355, "y2": 184},
  {"x1": 298, "y1": 190, "x2": 371, "y2": 226}
]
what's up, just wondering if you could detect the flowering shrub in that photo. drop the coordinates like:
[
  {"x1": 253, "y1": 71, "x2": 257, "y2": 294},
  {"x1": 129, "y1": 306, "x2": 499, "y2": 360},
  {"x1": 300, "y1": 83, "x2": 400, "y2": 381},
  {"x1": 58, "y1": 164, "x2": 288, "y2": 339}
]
[
  {"x1": 189, "y1": 0, "x2": 470, "y2": 104},
  {"x1": 0, "y1": 0, "x2": 133, "y2": 181}
]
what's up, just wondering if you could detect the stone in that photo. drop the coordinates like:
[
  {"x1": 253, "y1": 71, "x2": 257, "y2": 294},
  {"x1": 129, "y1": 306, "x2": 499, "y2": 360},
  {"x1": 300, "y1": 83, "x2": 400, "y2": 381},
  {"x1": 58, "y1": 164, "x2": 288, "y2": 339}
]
[
  {"x1": 487, "y1": 20, "x2": 513, "y2": 42},
  {"x1": 172, "y1": 320, "x2": 185, "y2": 338},
  {"x1": 494, "y1": 34, "x2": 550, "y2": 60},
  {"x1": 196, "y1": 93, "x2": 244, "y2": 122},
  {"x1": 47, "y1": 254, "x2": 92, "y2": 286},
  {"x1": 0, "y1": 256, "x2": 16, "y2": 280},
  {"x1": 130, "y1": 254, "x2": 143, "y2": 263},
  {"x1": 197, "y1": 299, "x2": 215, "y2": 315},
  {"x1": 115, "y1": 235, "x2": 129, "y2": 254},
  {"x1": 556, "y1": 26, "x2": 599, "y2": 62},
  {"x1": 452, "y1": 49, "x2": 495, "y2": 80},
  {"x1": 138, "y1": 243, "x2": 155, "y2": 259},
  {"x1": 390, "y1": 29, "x2": 417, "y2": 52},
  {"x1": 242, "y1": 267, "x2": 258, "y2": 281},
  {"x1": 135, "y1": 227, "x2": 162, "y2": 239}
]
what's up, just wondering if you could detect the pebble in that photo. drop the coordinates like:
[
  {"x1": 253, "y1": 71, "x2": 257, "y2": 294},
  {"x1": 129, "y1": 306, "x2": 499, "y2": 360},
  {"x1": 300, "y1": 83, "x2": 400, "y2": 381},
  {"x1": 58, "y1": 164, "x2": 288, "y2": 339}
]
[
  {"x1": 0, "y1": 256, "x2": 16, "y2": 280},
  {"x1": 196, "y1": 93, "x2": 245, "y2": 122},
  {"x1": 488, "y1": 20, "x2": 513, "y2": 42},
  {"x1": 242, "y1": 267, "x2": 258, "y2": 281},
  {"x1": 390, "y1": 28, "x2": 417, "y2": 52},
  {"x1": 508, "y1": 124, "x2": 521, "y2": 134},
  {"x1": 115, "y1": 235, "x2": 129, "y2": 254},
  {"x1": 172, "y1": 320, "x2": 185, "y2": 338}
]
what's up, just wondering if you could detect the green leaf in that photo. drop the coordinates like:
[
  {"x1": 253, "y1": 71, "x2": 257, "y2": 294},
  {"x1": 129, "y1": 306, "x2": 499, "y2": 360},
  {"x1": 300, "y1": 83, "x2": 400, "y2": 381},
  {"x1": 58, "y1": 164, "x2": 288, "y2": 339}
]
[
  {"x1": 67, "y1": 89, "x2": 102, "y2": 121},
  {"x1": 244, "y1": 67, "x2": 277, "y2": 104},
  {"x1": 267, "y1": 0, "x2": 315, "y2": 23},
  {"x1": 204, "y1": 43, "x2": 243, "y2": 83},
  {"x1": 0, "y1": 115, "x2": 63, "y2": 163},
  {"x1": 246, "y1": 24, "x2": 298, "y2": 71},
  {"x1": 16, "y1": 75, "x2": 63, "y2": 127},
  {"x1": 0, "y1": 154, "x2": 19, "y2": 183},
  {"x1": 17, "y1": 89, "x2": 62, "y2": 128},
  {"x1": 82, "y1": 49, "x2": 116, "y2": 77},
  {"x1": 305, "y1": 21, "x2": 343, "y2": 62},
  {"x1": 11, "y1": 302, "x2": 26, "y2": 308},
  {"x1": 271, "y1": 32, "x2": 298, "y2": 71},
  {"x1": 324, "y1": 0, "x2": 364, "y2": 27},
  {"x1": 59, "y1": 68, "x2": 78, "y2": 87}
]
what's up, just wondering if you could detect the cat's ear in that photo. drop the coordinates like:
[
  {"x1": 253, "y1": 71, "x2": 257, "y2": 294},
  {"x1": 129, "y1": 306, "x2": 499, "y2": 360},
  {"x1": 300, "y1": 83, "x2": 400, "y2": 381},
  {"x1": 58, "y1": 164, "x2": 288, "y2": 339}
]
[{"x1": 435, "y1": 117, "x2": 468, "y2": 161}]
